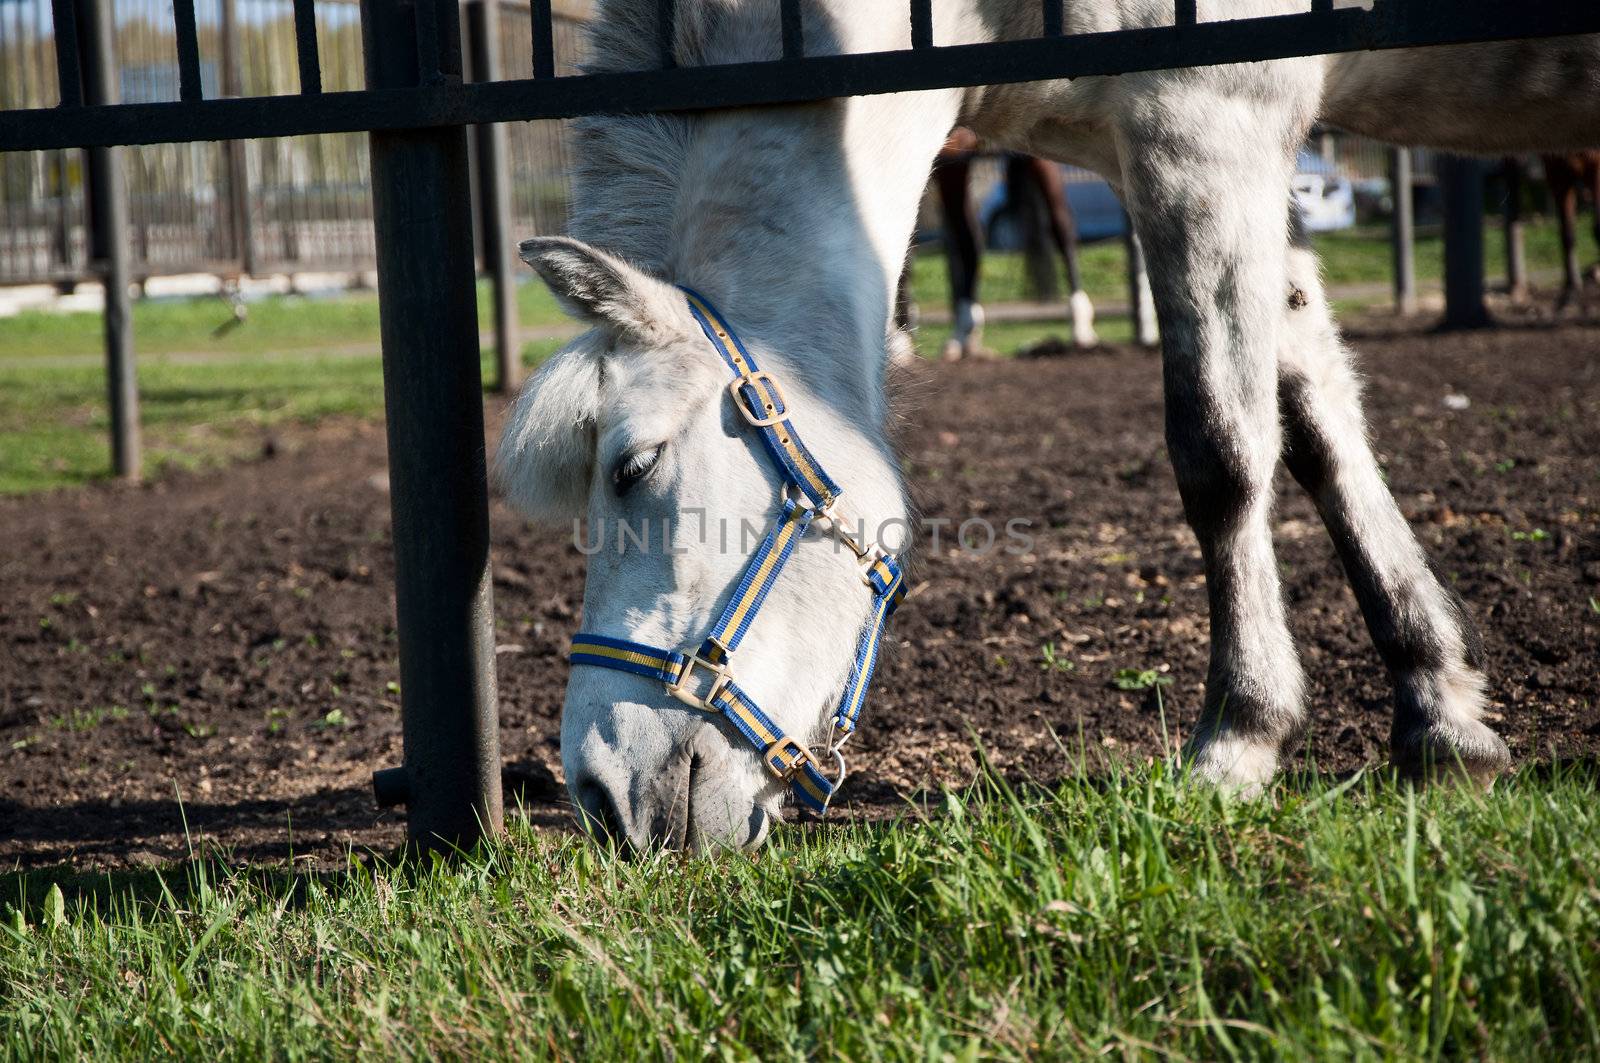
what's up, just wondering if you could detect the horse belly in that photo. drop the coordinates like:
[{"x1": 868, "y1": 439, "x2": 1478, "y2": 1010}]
[{"x1": 1321, "y1": 37, "x2": 1600, "y2": 153}]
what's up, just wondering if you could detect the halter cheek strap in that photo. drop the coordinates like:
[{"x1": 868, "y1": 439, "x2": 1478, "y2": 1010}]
[{"x1": 566, "y1": 288, "x2": 906, "y2": 815}]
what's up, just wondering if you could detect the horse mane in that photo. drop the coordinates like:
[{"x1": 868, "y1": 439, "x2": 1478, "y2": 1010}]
[{"x1": 568, "y1": 0, "x2": 802, "y2": 275}]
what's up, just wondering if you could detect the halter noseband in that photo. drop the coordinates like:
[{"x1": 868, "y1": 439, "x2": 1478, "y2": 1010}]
[{"x1": 566, "y1": 288, "x2": 906, "y2": 815}]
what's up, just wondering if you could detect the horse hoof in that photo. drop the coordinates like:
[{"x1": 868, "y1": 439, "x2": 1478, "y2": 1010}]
[
  {"x1": 1183, "y1": 731, "x2": 1279, "y2": 797},
  {"x1": 1389, "y1": 718, "x2": 1512, "y2": 789},
  {"x1": 1070, "y1": 291, "x2": 1097, "y2": 348},
  {"x1": 941, "y1": 338, "x2": 964, "y2": 361}
]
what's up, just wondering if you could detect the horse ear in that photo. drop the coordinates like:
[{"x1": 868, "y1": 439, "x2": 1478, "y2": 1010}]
[
  {"x1": 519, "y1": 236, "x2": 686, "y2": 340},
  {"x1": 495, "y1": 338, "x2": 601, "y2": 524}
]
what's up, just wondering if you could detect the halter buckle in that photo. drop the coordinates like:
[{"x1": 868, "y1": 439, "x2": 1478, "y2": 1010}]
[
  {"x1": 666, "y1": 652, "x2": 730, "y2": 711},
  {"x1": 763, "y1": 736, "x2": 820, "y2": 780},
  {"x1": 728, "y1": 371, "x2": 789, "y2": 428}
]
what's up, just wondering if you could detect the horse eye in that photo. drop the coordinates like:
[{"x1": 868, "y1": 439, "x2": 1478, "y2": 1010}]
[{"x1": 612, "y1": 443, "x2": 664, "y2": 497}]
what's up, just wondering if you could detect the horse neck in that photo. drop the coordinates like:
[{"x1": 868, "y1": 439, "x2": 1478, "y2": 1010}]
[{"x1": 572, "y1": 98, "x2": 959, "y2": 422}]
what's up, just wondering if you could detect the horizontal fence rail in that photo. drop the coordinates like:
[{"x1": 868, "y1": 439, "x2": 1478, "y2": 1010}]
[{"x1": 4, "y1": 0, "x2": 1600, "y2": 152}]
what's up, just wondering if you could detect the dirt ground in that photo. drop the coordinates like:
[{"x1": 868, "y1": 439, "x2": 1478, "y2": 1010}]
[{"x1": 4, "y1": 317, "x2": 1599, "y2": 868}]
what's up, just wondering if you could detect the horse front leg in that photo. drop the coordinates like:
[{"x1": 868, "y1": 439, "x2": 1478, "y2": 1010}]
[
  {"x1": 1117, "y1": 93, "x2": 1309, "y2": 792},
  {"x1": 1278, "y1": 225, "x2": 1511, "y2": 785}
]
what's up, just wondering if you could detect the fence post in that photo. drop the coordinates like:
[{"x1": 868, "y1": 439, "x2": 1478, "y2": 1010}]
[
  {"x1": 361, "y1": 0, "x2": 504, "y2": 853},
  {"x1": 77, "y1": 0, "x2": 140, "y2": 480},
  {"x1": 1440, "y1": 154, "x2": 1489, "y2": 329},
  {"x1": 465, "y1": 0, "x2": 520, "y2": 393},
  {"x1": 1389, "y1": 146, "x2": 1417, "y2": 316}
]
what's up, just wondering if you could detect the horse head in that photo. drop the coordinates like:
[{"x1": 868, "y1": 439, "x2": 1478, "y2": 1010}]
[{"x1": 497, "y1": 236, "x2": 908, "y2": 852}]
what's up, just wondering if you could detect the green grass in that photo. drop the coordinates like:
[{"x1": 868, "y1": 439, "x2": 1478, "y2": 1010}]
[
  {"x1": 0, "y1": 220, "x2": 1571, "y2": 494},
  {"x1": 906, "y1": 220, "x2": 1570, "y2": 308},
  {"x1": 0, "y1": 344, "x2": 571, "y2": 494},
  {"x1": 0, "y1": 279, "x2": 571, "y2": 360},
  {"x1": 908, "y1": 239, "x2": 1136, "y2": 307},
  {"x1": 5, "y1": 762, "x2": 1598, "y2": 1058},
  {"x1": 0, "y1": 277, "x2": 578, "y2": 492}
]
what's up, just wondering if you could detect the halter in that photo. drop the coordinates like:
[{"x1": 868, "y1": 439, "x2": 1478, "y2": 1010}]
[{"x1": 566, "y1": 288, "x2": 906, "y2": 814}]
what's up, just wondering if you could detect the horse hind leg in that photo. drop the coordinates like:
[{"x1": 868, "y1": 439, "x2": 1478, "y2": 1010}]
[
  {"x1": 1027, "y1": 157, "x2": 1098, "y2": 348},
  {"x1": 1547, "y1": 159, "x2": 1583, "y2": 308},
  {"x1": 1278, "y1": 227, "x2": 1511, "y2": 785},
  {"x1": 1589, "y1": 161, "x2": 1600, "y2": 287},
  {"x1": 934, "y1": 154, "x2": 986, "y2": 359}
]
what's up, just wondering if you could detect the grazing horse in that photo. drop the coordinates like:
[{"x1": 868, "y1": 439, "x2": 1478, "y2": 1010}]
[
  {"x1": 929, "y1": 129, "x2": 1100, "y2": 358},
  {"x1": 497, "y1": 0, "x2": 1600, "y2": 851},
  {"x1": 1542, "y1": 151, "x2": 1600, "y2": 307}
]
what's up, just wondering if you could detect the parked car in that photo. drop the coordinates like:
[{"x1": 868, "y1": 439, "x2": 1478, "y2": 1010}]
[
  {"x1": 968, "y1": 149, "x2": 1355, "y2": 250},
  {"x1": 1292, "y1": 149, "x2": 1357, "y2": 231},
  {"x1": 977, "y1": 165, "x2": 1129, "y2": 249}
]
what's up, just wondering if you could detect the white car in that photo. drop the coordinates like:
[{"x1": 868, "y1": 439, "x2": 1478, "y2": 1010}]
[{"x1": 1293, "y1": 150, "x2": 1358, "y2": 232}]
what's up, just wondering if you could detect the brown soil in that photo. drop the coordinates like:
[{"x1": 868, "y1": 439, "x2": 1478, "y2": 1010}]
[{"x1": 4, "y1": 320, "x2": 1599, "y2": 868}]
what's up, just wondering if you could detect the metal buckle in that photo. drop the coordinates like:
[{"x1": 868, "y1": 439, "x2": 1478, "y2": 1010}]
[
  {"x1": 763, "y1": 736, "x2": 819, "y2": 780},
  {"x1": 728, "y1": 371, "x2": 789, "y2": 428},
  {"x1": 856, "y1": 543, "x2": 889, "y2": 586},
  {"x1": 796, "y1": 496, "x2": 890, "y2": 588},
  {"x1": 665, "y1": 653, "x2": 730, "y2": 710}
]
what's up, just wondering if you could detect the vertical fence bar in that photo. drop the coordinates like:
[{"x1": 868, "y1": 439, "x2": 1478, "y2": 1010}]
[
  {"x1": 1042, "y1": 0, "x2": 1063, "y2": 36},
  {"x1": 361, "y1": 0, "x2": 503, "y2": 854},
  {"x1": 657, "y1": 0, "x2": 677, "y2": 67},
  {"x1": 1389, "y1": 147, "x2": 1416, "y2": 315},
  {"x1": 1175, "y1": 0, "x2": 1197, "y2": 26},
  {"x1": 293, "y1": 0, "x2": 324, "y2": 93},
  {"x1": 780, "y1": 0, "x2": 803, "y2": 58},
  {"x1": 173, "y1": 0, "x2": 204, "y2": 101},
  {"x1": 50, "y1": 0, "x2": 83, "y2": 107},
  {"x1": 1441, "y1": 154, "x2": 1489, "y2": 328},
  {"x1": 467, "y1": 0, "x2": 519, "y2": 393},
  {"x1": 1311, "y1": 0, "x2": 1332, "y2": 11},
  {"x1": 530, "y1": 0, "x2": 555, "y2": 78},
  {"x1": 910, "y1": 0, "x2": 933, "y2": 48},
  {"x1": 76, "y1": 0, "x2": 140, "y2": 479}
]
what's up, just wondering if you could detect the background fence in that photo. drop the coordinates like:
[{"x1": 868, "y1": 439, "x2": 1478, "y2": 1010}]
[{"x1": 0, "y1": 0, "x2": 589, "y2": 286}]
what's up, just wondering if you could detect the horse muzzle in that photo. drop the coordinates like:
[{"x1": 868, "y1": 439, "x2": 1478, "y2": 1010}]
[{"x1": 564, "y1": 708, "x2": 775, "y2": 853}]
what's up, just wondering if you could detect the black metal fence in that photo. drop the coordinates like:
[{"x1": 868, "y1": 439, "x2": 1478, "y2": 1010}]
[{"x1": 4, "y1": 0, "x2": 1597, "y2": 851}]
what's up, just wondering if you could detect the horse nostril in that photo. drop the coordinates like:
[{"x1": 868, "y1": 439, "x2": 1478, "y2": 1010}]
[{"x1": 573, "y1": 778, "x2": 625, "y2": 845}]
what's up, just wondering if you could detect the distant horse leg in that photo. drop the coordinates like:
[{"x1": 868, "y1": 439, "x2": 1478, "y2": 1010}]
[
  {"x1": 1588, "y1": 158, "x2": 1600, "y2": 286},
  {"x1": 1503, "y1": 160, "x2": 1528, "y2": 304},
  {"x1": 934, "y1": 153, "x2": 985, "y2": 359},
  {"x1": 1119, "y1": 111, "x2": 1307, "y2": 792},
  {"x1": 1025, "y1": 157, "x2": 1097, "y2": 347},
  {"x1": 1125, "y1": 227, "x2": 1160, "y2": 347},
  {"x1": 894, "y1": 249, "x2": 918, "y2": 332},
  {"x1": 1278, "y1": 216, "x2": 1511, "y2": 785},
  {"x1": 1545, "y1": 156, "x2": 1583, "y2": 308}
]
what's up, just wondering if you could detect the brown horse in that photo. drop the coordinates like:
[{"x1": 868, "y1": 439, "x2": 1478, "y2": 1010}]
[
  {"x1": 922, "y1": 129, "x2": 1098, "y2": 358},
  {"x1": 1543, "y1": 151, "x2": 1600, "y2": 307}
]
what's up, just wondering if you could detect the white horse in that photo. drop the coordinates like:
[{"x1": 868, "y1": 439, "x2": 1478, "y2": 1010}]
[{"x1": 497, "y1": 0, "x2": 1600, "y2": 851}]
